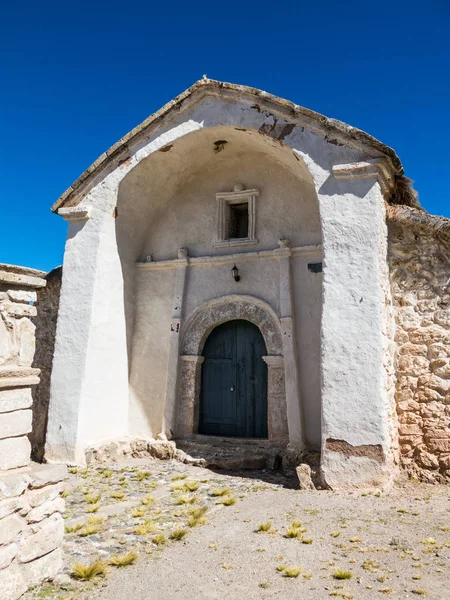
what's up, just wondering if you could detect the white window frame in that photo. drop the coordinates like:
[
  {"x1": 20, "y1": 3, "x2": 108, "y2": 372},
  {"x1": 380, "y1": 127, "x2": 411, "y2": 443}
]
[{"x1": 214, "y1": 188, "x2": 259, "y2": 248}]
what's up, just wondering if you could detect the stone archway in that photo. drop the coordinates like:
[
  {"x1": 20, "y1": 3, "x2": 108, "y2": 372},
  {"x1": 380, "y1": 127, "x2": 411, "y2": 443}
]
[{"x1": 175, "y1": 296, "x2": 288, "y2": 443}]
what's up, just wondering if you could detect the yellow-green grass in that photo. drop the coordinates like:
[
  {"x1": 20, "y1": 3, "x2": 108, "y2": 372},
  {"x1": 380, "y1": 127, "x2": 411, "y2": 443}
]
[
  {"x1": 108, "y1": 550, "x2": 139, "y2": 567},
  {"x1": 71, "y1": 560, "x2": 107, "y2": 581}
]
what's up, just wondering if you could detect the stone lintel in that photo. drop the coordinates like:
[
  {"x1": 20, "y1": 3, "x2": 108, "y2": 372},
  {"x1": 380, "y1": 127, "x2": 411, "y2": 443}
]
[
  {"x1": 0, "y1": 265, "x2": 46, "y2": 290},
  {"x1": 332, "y1": 158, "x2": 394, "y2": 194},
  {"x1": 0, "y1": 368, "x2": 41, "y2": 390}
]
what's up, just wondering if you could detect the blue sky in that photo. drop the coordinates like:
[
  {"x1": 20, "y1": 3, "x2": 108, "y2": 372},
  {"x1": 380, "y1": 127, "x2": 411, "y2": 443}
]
[{"x1": 1, "y1": 0, "x2": 449, "y2": 272}]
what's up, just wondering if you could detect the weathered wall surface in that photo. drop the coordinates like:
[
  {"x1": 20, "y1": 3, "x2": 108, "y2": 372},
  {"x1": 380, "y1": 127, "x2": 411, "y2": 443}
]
[
  {"x1": 0, "y1": 264, "x2": 66, "y2": 599},
  {"x1": 389, "y1": 219, "x2": 450, "y2": 483},
  {"x1": 31, "y1": 268, "x2": 62, "y2": 461}
]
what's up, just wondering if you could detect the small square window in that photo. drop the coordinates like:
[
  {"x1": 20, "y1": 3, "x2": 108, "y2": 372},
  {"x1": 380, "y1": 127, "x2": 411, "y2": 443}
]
[
  {"x1": 214, "y1": 186, "x2": 258, "y2": 248},
  {"x1": 229, "y1": 202, "x2": 249, "y2": 239}
]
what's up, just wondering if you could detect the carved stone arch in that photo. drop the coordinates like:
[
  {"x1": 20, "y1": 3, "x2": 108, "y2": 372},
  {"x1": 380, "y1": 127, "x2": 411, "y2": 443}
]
[
  {"x1": 176, "y1": 295, "x2": 288, "y2": 442},
  {"x1": 181, "y1": 295, "x2": 283, "y2": 357}
]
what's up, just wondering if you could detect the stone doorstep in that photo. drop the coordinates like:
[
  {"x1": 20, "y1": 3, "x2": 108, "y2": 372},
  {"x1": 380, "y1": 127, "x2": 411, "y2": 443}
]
[{"x1": 176, "y1": 437, "x2": 285, "y2": 470}]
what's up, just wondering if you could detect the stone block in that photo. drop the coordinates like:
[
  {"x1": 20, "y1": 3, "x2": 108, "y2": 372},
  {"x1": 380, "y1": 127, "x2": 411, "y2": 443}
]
[
  {"x1": 296, "y1": 464, "x2": 315, "y2": 490},
  {"x1": 426, "y1": 438, "x2": 450, "y2": 453},
  {"x1": 0, "y1": 560, "x2": 26, "y2": 600},
  {"x1": 398, "y1": 343, "x2": 428, "y2": 357},
  {"x1": 0, "y1": 410, "x2": 32, "y2": 440},
  {"x1": 21, "y1": 547, "x2": 62, "y2": 587},
  {"x1": 18, "y1": 513, "x2": 63, "y2": 563},
  {"x1": 397, "y1": 355, "x2": 429, "y2": 377},
  {"x1": 26, "y1": 483, "x2": 62, "y2": 509},
  {"x1": 0, "y1": 514, "x2": 24, "y2": 546},
  {"x1": 28, "y1": 464, "x2": 67, "y2": 489},
  {"x1": 0, "y1": 388, "x2": 32, "y2": 414},
  {"x1": 399, "y1": 424, "x2": 422, "y2": 436},
  {"x1": 0, "y1": 496, "x2": 26, "y2": 520},
  {"x1": 409, "y1": 326, "x2": 450, "y2": 346},
  {"x1": 7, "y1": 290, "x2": 37, "y2": 303},
  {"x1": 0, "y1": 470, "x2": 30, "y2": 500},
  {"x1": 0, "y1": 437, "x2": 31, "y2": 470},
  {"x1": 26, "y1": 497, "x2": 64, "y2": 524},
  {"x1": 0, "y1": 543, "x2": 17, "y2": 569},
  {"x1": 431, "y1": 360, "x2": 450, "y2": 378},
  {"x1": 434, "y1": 310, "x2": 450, "y2": 328}
]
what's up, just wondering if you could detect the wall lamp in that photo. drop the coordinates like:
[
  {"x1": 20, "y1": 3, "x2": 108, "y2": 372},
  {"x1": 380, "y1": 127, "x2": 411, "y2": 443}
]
[{"x1": 231, "y1": 264, "x2": 240, "y2": 282}]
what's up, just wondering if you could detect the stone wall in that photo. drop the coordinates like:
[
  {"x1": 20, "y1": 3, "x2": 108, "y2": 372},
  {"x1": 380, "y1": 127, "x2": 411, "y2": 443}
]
[
  {"x1": 31, "y1": 267, "x2": 62, "y2": 461},
  {"x1": 389, "y1": 217, "x2": 450, "y2": 483},
  {"x1": 0, "y1": 464, "x2": 66, "y2": 599},
  {"x1": 0, "y1": 264, "x2": 66, "y2": 599}
]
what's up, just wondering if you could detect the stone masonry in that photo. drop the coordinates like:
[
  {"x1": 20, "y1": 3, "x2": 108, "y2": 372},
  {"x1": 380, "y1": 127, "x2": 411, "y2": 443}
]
[
  {"x1": 389, "y1": 216, "x2": 450, "y2": 483},
  {"x1": 0, "y1": 264, "x2": 66, "y2": 600}
]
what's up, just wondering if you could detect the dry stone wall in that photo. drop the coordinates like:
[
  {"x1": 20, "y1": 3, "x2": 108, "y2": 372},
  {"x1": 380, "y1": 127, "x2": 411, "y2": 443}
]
[
  {"x1": 389, "y1": 221, "x2": 450, "y2": 483},
  {"x1": 0, "y1": 264, "x2": 66, "y2": 599}
]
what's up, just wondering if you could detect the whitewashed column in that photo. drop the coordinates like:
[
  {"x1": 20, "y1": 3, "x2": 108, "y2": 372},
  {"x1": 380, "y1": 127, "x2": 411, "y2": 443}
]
[
  {"x1": 163, "y1": 249, "x2": 189, "y2": 437},
  {"x1": 318, "y1": 160, "x2": 396, "y2": 489},
  {"x1": 46, "y1": 205, "x2": 129, "y2": 463},
  {"x1": 276, "y1": 239, "x2": 304, "y2": 446}
]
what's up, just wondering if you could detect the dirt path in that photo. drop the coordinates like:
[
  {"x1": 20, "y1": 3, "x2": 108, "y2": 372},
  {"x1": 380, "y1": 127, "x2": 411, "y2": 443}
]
[{"x1": 25, "y1": 459, "x2": 450, "y2": 600}]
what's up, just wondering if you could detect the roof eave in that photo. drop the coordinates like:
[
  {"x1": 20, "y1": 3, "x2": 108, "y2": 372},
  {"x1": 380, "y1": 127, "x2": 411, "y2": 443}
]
[{"x1": 52, "y1": 78, "x2": 403, "y2": 213}]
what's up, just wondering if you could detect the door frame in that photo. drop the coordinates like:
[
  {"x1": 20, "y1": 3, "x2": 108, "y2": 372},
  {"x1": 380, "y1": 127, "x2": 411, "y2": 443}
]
[{"x1": 175, "y1": 296, "x2": 289, "y2": 443}]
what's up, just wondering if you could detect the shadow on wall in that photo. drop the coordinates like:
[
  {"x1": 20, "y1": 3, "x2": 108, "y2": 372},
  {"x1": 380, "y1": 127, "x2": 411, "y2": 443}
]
[{"x1": 31, "y1": 266, "x2": 62, "y2": 461}]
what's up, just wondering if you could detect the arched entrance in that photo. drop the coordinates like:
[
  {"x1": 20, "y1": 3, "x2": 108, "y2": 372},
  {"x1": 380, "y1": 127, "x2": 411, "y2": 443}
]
[
  {"x1": 199, "y1": 320, "x2": 268, "y2": 438},
  {"x1": 174, "y1": 295, "x2": 290, "y2": 443}
]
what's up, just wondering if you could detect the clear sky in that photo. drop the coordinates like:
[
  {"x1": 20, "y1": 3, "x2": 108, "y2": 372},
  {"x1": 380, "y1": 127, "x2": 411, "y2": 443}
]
[{"x1": 1, "y1": 0, "x2": 449, "y2": 272}]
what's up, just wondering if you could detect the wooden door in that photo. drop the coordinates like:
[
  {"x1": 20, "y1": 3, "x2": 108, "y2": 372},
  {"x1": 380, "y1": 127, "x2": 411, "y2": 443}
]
[{"x1": 199, "y1": 320, "x2": 268, "y2": 438}]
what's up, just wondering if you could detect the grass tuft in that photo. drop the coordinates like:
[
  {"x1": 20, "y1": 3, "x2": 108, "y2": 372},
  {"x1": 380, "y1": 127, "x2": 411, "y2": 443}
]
[
  {"x1": 211, "y1": 488, "x2": 231, "y2": 497},
  {"x1": 184, "y1": 481, "x2": 200, "y2": 492},
  {"x1": 85, "y1": 493, "x2": 101, "y2": 504},
  {"x1": 333, "y1": 570, "x2": 352, "y2": 580},
  {"x1": 141, "y1": 495, "x2": 154, "y2": 505},
  {"x1": 152, "y1": 533, "x2": 166, "y2": 546},
  {"x1": 169, "y1": 527, "x2": 188, "y2": 540},
  {"x1": 257, "y1": 521, "x2": 273, "y2": 533},
  {"x1": 134, "y1": 470, "x2": 151, "y2": 481},
  {"x1": 220, "y1": 496, "x2": 237, "y2": 506},
  {"x1": 86, "y1": 503, "x2": 100, "y2": 513},
  {"x1": 65, "y1": 522, "x2": 84, "y2": 534},
  {"x1": 172, "y1": 474, "x2": 188, "y2": 481},
  {"x1": 176, "y1": 495, "x2": 197, "y2": 505},
  {"x1": 285, "y1": 526, "x2": 302, "y2": 539},
  {"x1": 283, "y1": 566, "x2": 302, "y2": 578},
  {"x1": 71, "y1": 560, "x2": 107, "y2": 581},
  {"x1": 131, "y1": 507, "x2": 147, "y2": 518},
  {"x1": 134, "y1": 518, "x2": 155, "y2": 536},
  {"x1": 411, "y1": 590, "x2": 427, "y2": 596},
  {"x1": 108, "y1": 550, "x2": 139, "y2": 567},
  {"x1": 110, "y1": 491, "x2": 125, "y2": 501}
]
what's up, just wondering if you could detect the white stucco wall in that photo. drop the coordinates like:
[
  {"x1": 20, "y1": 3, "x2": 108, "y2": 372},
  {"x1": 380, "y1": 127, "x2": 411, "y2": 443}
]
[{"x1": 47, "y1": 86, "x2": 396, "y2": 487}]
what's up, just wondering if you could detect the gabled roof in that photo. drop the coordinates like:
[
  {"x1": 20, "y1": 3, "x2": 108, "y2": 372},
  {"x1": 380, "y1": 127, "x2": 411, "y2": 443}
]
[{"x1": 52, "y1": 78, "x2": 404, "y2": 213}]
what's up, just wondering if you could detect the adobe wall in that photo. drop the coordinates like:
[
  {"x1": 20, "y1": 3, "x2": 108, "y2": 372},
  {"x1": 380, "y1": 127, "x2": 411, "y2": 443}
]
[
  {"x1": 0, "y1": 264, "x2": 66, "y2": 600},
  {"x1": 389, "y1": 218, "x2": 450, "y2": 483}
]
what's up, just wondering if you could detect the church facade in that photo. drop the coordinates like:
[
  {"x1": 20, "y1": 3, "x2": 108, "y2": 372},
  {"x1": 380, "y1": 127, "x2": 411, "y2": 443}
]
[{"x1": 44, "y1": 79, "x2": 450, "y2": 489}]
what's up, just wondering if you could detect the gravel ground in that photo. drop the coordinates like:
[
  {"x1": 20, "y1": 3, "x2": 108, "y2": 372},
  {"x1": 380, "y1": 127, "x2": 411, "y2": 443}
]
[{"x1": 24, "y1": 458, "x2": 450, "y2": 600}]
